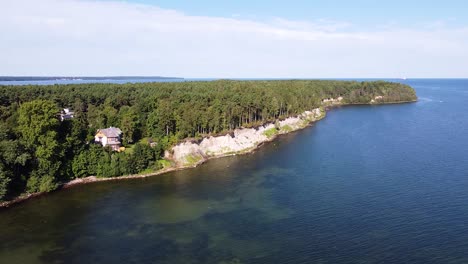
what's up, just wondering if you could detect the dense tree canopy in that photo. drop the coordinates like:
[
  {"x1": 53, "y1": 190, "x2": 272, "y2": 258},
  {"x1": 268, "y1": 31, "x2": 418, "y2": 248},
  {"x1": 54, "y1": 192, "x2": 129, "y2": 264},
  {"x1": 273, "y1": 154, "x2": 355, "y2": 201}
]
[{"x1": 0, "y1": 80, "x2": 416, "y2": 201}]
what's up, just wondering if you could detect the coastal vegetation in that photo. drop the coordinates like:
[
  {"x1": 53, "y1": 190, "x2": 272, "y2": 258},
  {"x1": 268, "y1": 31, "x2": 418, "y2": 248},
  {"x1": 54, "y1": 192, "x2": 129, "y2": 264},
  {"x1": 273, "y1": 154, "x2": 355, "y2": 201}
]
[
  {"x1": 0, "y1": 80, "x2": 416, "y2": 201},
  {"x1": 262, "y1": 128, "x2": 278, "y2": 139}
]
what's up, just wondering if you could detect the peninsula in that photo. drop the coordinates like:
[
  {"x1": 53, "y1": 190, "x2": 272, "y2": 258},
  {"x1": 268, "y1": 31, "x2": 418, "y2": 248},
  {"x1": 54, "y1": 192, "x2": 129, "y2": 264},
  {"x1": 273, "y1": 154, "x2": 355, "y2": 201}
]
[{"x1": 0, "y1": 80, "x2": 417, "y2": 207}]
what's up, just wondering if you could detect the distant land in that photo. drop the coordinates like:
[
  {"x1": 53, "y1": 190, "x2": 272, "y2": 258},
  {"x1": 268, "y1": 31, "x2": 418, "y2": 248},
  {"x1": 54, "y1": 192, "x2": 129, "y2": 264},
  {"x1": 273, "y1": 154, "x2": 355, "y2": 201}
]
[{"x1": 0, "y1": 76, "x2": 183, "y2": 82}]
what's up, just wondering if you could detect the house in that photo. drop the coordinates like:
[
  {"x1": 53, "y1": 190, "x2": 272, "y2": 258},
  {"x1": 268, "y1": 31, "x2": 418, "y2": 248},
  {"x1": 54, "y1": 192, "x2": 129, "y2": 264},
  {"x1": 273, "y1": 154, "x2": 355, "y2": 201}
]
[
  {"x1": 95, "y1": 127, "x2": 123, "y2": 151},
  {"x1": 60, "y1": 108, "x2": 75, "y2": 121},
  {"x1": 147, "y1": 138, "x2": 158, "y2": 148}
]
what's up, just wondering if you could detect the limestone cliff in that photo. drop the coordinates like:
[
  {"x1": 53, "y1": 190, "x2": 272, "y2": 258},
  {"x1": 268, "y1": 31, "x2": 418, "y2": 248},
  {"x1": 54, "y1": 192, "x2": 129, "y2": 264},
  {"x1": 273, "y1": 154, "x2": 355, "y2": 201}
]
[{"x1": 166, "y1": 108, "x2": 324, "y2": 166}]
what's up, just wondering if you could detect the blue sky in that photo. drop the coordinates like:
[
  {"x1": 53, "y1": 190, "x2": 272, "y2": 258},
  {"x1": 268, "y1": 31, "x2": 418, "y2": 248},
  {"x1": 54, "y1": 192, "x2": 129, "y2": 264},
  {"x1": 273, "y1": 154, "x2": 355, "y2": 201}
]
[
  {"x1": 2, "y1": 0, "x2": 468, "y2": 77},
  {"x1": 125, "y1": 0, "x2": 467, "y2": 26}
]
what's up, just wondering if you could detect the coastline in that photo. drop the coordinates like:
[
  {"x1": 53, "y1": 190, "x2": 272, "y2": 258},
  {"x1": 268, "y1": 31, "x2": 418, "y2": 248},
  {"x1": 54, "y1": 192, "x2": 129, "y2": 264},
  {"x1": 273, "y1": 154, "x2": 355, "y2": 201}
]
[{"x1": 0, "y1": 99, "x2": 416, "y2": 209}]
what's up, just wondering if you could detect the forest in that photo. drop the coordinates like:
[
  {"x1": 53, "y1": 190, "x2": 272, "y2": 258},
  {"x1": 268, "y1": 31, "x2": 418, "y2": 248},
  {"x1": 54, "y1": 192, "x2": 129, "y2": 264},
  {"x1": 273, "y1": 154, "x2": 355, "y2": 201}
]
[{"x1": 0, "y1": 80, "x2": 416, "y2": 201}]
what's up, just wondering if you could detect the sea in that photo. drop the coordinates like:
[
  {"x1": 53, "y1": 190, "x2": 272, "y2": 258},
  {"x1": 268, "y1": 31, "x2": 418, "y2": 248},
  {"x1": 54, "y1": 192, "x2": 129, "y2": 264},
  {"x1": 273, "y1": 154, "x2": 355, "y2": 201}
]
[{"x1": 0, "y1": 78, "x2": 467, "y2": 264}]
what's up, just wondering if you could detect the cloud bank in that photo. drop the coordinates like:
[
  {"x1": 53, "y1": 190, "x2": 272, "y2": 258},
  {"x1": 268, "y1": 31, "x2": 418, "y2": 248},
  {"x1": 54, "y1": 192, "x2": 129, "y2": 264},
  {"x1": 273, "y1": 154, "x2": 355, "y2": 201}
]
[{"x1": 2, "y1": 0, "x2": 468, "y2": 78}]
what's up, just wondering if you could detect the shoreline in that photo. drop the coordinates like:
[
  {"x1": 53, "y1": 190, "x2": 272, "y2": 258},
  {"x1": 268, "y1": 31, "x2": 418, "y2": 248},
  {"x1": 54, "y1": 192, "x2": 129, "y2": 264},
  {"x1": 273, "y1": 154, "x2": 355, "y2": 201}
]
[{"x1": 0, "y1": 99, "x2": 416, "y2": 209}]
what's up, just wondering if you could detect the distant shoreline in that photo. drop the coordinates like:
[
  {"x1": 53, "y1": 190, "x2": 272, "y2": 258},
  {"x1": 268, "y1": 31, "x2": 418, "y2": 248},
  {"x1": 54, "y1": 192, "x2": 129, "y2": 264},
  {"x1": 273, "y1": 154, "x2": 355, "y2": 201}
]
[{"x1": 0, "y1": 76, "x2": 184, "y2": 82}]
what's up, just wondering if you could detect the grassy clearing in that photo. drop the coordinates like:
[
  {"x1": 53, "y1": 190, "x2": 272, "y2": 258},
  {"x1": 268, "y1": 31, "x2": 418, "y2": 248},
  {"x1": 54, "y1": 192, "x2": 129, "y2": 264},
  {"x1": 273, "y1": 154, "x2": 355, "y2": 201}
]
[
  {"x1": 157, "y1": 159, "x2": 172, "y2": 169},
  {"x1": 262, "y1": 128, "x2": 278, "y2": 139},
  {"x1": 280, "y1": 125, "x2": 293, "y2": 133},
  {"x1": 124, "y1": 144, "x2": 135, "y2": 154},
  {"x1": 185, "y1": 154, "x2": 203, "y2": 166},
  {"x1": 139, "y1": 167, "x2": 155, "y2": 174}
]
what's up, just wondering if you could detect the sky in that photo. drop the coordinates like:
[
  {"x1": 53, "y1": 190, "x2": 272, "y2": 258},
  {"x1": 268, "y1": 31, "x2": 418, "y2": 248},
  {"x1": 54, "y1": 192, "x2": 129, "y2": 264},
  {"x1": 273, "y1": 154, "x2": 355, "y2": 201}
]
[{"x1": 1, "y1": 0, "x2": 468, "y2": 78}]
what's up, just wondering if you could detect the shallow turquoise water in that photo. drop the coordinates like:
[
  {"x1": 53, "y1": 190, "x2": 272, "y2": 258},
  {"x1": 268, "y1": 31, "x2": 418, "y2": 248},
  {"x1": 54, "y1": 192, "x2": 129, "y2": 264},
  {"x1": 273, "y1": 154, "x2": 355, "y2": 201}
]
[{"x1": 1, "y1": 79, "x2": 468, "y2": 263}]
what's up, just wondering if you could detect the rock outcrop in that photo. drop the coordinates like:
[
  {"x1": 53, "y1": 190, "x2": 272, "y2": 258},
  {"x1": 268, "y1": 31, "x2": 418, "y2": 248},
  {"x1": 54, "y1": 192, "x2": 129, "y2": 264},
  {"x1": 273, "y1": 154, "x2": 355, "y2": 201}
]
[
  {"x1": 370, "y1": 95, "x2": 384, "y2": 104},
  {"x1": 322, "y1": 96, "x2": 343, "y2": 106},
  {"x1": 166, "y1": 108, "x2": 325, "y2": 166}
]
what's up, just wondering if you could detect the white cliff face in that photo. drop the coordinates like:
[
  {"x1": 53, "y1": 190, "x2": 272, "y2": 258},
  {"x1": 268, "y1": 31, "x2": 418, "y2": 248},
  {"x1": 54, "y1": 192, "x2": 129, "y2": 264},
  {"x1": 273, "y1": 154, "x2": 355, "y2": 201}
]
[
  {"x1": 322, "y1": 96, "x2": 343, "y2": 106},
  {"x1": 278, "y1": 116, "x2": 302, "y2": 131},
  {"x1": 170, "y1": 141, "x2": 204, "y2": 164},
  {"x1": 370, "y1": 95, "x2": 384, "y2": 103},
  {"x1": 167, "y1": 108, "x2": 324, "y2": 166}
]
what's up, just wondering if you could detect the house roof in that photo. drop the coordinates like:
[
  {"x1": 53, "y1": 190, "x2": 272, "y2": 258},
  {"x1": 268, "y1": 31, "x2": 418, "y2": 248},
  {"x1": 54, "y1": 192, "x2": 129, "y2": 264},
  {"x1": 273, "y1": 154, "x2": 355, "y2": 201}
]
[
  {"x1": 97, "y1": 127, "x2": 122, "y2": 138},
  {"x1": 61, "y1": 114, "x2": 74, "y2": 119},
  {"x1": 63, "y1": 108, "x2": 74, "y2": 114}
]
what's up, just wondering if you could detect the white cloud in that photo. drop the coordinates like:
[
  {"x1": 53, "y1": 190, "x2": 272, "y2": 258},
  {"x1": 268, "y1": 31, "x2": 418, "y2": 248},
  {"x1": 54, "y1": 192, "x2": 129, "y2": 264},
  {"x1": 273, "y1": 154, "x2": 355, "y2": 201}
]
[{"x1": 1, "y1": 0, "x2": 468, "y2": 78}]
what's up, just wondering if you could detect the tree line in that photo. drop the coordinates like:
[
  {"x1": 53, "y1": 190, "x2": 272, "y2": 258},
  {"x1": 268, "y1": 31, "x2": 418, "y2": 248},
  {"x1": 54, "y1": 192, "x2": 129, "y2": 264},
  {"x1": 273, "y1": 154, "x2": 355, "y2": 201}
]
[{"x1": 0, "y1": 80, "x2": 416, "y2": 201}]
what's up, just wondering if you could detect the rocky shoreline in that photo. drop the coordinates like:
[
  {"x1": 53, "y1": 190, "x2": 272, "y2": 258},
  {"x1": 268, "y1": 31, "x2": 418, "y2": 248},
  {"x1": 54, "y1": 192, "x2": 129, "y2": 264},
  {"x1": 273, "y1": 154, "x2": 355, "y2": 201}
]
[
  {"x1": 0, "y1": 97, "x2": 415, "y2": 209},
  {"x1": 166, "y1": 107, "x2": 325, "y2": 167}
]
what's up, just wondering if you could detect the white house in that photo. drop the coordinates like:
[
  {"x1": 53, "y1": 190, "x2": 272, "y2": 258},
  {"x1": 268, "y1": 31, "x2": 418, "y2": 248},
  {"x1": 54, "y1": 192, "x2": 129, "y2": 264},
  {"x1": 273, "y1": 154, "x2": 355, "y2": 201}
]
[
  {"x1": 60, "y1": 108, "x2": 75, "y2": 121},
  {"x1": 95, "y1": 127, "x2": 123, "y2": 151}
]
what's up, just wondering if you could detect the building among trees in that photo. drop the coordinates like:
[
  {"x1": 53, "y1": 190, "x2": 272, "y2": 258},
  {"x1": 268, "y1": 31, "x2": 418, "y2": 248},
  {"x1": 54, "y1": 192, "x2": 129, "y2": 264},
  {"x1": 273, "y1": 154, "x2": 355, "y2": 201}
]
[
  {"x1": 59, "y1": 108, "x2": 75, "y2": 121},
  {"x1": 95, "y1": 127, "x2": 123, "y2": 151}
]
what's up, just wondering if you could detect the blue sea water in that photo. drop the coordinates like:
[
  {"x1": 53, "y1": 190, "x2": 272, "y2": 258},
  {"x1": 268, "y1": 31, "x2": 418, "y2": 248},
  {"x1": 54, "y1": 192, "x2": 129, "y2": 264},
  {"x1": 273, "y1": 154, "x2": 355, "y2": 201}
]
[{"x1": 0, "y1": 79, "x2": 468, "y2": 263}]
